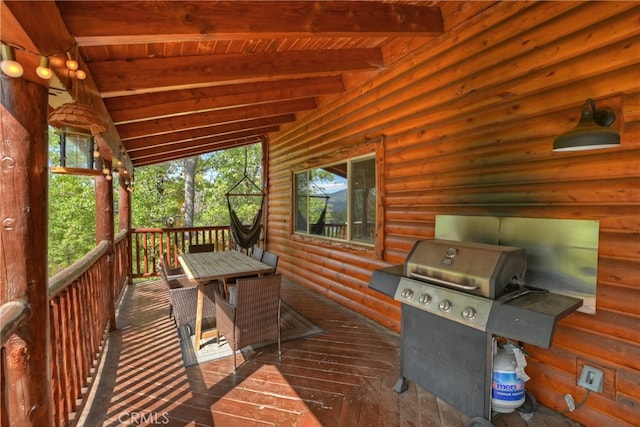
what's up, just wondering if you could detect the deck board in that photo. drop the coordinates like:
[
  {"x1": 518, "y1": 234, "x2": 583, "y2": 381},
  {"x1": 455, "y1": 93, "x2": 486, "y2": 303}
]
[{"x1": 78, "y1": 277, "x2": 582, "y2": 427}]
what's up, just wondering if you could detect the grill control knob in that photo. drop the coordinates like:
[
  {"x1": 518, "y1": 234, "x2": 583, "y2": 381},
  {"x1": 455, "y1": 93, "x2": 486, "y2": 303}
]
[
  {"x1": 418, "y1": 293, "x2": 432, "y2": 305},
  {"x1": 461, "y1": 306, "x2": 477, "y2": 320},
  {"x1": 438, "y1": 299, "x2": 452, "y2": 312},
  {"x1": 401, "y1": 288, "x2": 414, "y2": 299}
]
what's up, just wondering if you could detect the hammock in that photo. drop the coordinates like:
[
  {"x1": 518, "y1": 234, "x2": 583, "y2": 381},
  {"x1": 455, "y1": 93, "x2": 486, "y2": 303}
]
[
  {"x1": 297, "y1": 194, "x2": 329, "y2": 235},
  {"x1": 228, "y1": 200, "x2": 263, "y2": 249},
  {"x1": 225, "y1": 159, "x2": 265, "y2": 249}
]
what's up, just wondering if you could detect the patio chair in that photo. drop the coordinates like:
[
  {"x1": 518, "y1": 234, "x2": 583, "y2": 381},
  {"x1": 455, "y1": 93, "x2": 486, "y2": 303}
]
[
  {"x1": 169, "y1": 282, "x2": 218, "y2": 334},
  {"x1": 160, "y1": 253, "x2": 188, "y2": 319},
  {"x1": 251, "y1": 246, "x2": 264, "y2": 261},
  {"x1": 214, "y1": 274, "x2": 282, "y2": 372},
  {"x1": 226, "y1": 246, "x2": 265, "y2": 286},
  {"x1": 189, "y1": 243, "x2": 216, "y2": 253},
  {"x1": 161, "y1": 253, "x2": 185, "y2": 279},
  {"x1": 160, "y1": 254, "x2": 220, "y2": 332},
  {"x1": 261, "y1": 251, "x2": 279, "y2": 273}
]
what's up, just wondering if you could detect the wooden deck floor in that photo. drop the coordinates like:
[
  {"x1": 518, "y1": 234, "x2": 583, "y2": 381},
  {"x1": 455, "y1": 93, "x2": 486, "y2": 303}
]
[{"x1": 78, "y1": 278, "x2": 581, "y2": 427}]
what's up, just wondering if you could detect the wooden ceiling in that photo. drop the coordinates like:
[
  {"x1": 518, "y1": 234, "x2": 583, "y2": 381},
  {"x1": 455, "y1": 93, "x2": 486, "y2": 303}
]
[{"x1": 2, "y1": 1, "x2": 444, "y2": 169}]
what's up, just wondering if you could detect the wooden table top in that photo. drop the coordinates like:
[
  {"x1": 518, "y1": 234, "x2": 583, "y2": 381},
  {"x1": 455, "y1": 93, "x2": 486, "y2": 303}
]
[{"x1": 178, "y1": 250, "x2": 273, "y2": 282}]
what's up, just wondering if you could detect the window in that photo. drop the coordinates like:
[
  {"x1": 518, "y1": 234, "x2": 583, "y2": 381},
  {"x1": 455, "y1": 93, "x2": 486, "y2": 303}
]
[{"x1": 294, "y1": 155, "x2": 376, "y2": 244}]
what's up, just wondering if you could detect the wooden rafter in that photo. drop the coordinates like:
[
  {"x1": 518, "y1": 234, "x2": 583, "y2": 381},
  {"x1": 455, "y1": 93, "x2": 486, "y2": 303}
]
[
  {"x1": 106, "y1": 76, "x2": 345, "y2": 123},
  {"x1": 117, "y1": 98, "x2": 317, "y2": 141},
  {"x1": 124, "y1": 115, "x2": 295, "y2": 151},
  {"x1": 57, "y1": 1, "x2": 444, "y2": 45},
  {"x1": 3, "y1": 0, "x2": 444, "y2": 168}
]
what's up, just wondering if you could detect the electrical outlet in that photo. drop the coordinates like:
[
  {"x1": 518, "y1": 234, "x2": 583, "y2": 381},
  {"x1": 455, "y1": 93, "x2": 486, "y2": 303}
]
[
  {"x1": 578, "y1": 364, "x2": 604, "y2": 392},
  {"x1": 576, "y1": 359, "x2": 617, "y2": 399}
]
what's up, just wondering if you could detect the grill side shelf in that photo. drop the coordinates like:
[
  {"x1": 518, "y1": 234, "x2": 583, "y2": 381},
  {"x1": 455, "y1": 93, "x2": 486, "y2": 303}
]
[
  {"x1": 368, "y1": 265, "x2": 403, "y2": 298},
  {"x1": 487, "y1": 292, "x2": 583, "y2": 348}
]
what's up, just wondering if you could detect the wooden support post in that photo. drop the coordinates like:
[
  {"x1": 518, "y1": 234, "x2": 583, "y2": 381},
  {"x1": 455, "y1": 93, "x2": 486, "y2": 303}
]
[
  {"x1": 118, "y1": 178, "x2": 133, "y2": 286},
  {"x1": 0, "y1": 75, "x2": 54, "y2": 426},
  {"x1": 95, "y1": 168, "x2": 116, "y2": 331}
]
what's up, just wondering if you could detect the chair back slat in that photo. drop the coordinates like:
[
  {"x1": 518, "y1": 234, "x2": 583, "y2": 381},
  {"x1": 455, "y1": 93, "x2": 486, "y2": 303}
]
[{"x1": 189, "y1": 243, "x2": 215, "y2": 253}]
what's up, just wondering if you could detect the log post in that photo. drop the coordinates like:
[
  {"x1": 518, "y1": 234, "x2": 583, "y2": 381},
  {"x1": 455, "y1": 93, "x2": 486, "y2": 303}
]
[
  {"x1": 95, "y1": 166, "x2": 116, "y2": 331},
  {"x1": 0, "y1": 75, "x2": 54, "y2": 425},
  {"x1": 118, "y1": 178, "x2": 133, "y2": 286}
]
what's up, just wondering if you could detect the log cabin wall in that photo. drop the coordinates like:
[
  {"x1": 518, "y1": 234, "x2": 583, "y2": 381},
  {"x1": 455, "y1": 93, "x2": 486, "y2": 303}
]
[{"x1": 265, "y1": 2, "x2": 639, "y2": 426}]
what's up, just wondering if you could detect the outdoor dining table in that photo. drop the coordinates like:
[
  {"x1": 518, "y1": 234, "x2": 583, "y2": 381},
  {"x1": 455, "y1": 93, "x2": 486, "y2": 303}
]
[{"x1": 178, "y1": 250, "x2": 274, "y2": 349}]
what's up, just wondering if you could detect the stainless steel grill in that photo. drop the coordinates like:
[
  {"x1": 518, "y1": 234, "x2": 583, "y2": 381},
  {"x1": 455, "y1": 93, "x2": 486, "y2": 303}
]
[
  {"x1": 368, "y1": 238, "x2": 582, "y2": 425},
  {"x1": 405, "y1": 239, "x2": 526, "y2": 299},
  {"x1": 396, "y1": 239, "x2": 526, "y2": 332}
]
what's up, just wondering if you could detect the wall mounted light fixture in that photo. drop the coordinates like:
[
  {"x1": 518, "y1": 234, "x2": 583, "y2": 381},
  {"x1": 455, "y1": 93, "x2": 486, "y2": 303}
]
[{"x1": 553, "y1": 98, "x2": 620, "y2": 151}]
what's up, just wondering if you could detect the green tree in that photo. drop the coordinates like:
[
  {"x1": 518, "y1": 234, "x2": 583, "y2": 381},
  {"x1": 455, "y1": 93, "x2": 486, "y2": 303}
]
[
  {"x1": 48, "y1": 137, "x2": 263, "y2": 274},
  {"x1": 129, "y1": 144, "x2": 262, "y2": 228},
  {"x1": 48, "y1": 132, "x2": 97, "y2": 275},
  {"x1": 199, "y1": 144, "x2": 263, "y2": 226},
  {"x1": 130, "y1": 161, "x2": 184, "y2": 228}
]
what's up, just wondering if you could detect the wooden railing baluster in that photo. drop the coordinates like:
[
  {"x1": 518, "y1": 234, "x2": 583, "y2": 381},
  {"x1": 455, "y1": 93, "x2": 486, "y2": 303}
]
[
  {"x1": 3, "y1": 228, "x2": 226, "y2": 424},
  {"x1": 131, "y1": 226, "x2": 232, "y2": 278}
]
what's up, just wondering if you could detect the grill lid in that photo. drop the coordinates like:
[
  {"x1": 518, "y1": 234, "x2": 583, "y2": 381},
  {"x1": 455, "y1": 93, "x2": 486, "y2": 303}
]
[{"x1": 404, "y1": 239, "x2": 527, "y2": 299}]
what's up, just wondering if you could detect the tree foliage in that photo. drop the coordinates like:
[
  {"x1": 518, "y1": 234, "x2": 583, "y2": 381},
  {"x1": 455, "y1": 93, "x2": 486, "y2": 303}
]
[
  {"x1": 130, "y1": 144, "x2": 263, "y2": 228},
  {"x1": 48, "y1": 132, "x2": 97, "y2": 275},
  {"x1": 48, "y1": 139, "x2": 264, "y2": 274}
]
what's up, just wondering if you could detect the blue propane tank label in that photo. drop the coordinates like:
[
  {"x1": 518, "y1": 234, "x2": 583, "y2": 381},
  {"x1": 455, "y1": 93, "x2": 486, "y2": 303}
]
[{"x1": 492, "y1": 371, "x2": 525, "y2": 401}]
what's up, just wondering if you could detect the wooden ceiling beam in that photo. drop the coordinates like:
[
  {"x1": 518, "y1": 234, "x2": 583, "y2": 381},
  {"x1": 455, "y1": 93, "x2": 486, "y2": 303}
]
[
  {"x1": 107, "y1": 76, "x2": 344, "y2": 123},
  {"x1": 129, "y1": 127, "x2": 279, "y2": 159},
  {"x1": 132, "y1": 138, "x2": 264, "y2": 167},
  {"x1": 124, "y1": 115, "x2": 294, "y2": 151},
  {"x1": 117, "y1": 98, "x2": 316, "y2": 140},
  {"x1": 91, "y1": 48, "x2": 383, "y2": 96},
  {"x1": 1, "y1": 1, "x2": 134, "y2": 175},
  {"x1": 57, "y1": 1, "x2": 444, "y2": 45}
]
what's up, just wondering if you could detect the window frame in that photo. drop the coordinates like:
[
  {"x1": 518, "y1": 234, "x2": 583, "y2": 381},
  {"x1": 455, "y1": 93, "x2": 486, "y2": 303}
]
[{"x1": 289, "y1": 137, "x2": 385, "y2": 257}]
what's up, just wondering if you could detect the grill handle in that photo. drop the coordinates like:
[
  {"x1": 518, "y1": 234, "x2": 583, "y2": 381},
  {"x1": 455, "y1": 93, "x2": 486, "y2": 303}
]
[{"x1": 408, "y1": 272, "x2": 479, "y2": 291}]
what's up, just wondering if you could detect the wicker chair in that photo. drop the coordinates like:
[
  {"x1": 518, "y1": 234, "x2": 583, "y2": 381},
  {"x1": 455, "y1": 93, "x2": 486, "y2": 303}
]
[
  {"x1": 226, "y1": 246, "x2": 266, "y2": 286},
  {"x1": 160, "y1": 254, "x2": 218, "y2": 333},
  {"x1": 161, "y1": 253, "x2": 185, "y2": 279},
  {"x1": 160, "y1": 254, "x2": 187, "y2": 319},
  {"x1": 214, "y1": 274, "x2": 282, "y2": 371},
  {"x1": 169, "y1": 282, "x2": 218, "y2": 334}
]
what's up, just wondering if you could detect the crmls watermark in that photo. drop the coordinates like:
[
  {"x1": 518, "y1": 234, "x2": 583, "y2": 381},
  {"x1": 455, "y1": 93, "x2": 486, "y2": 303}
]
[{"x1": 118, "y1": 411, "x2": 170, "y2": 425}]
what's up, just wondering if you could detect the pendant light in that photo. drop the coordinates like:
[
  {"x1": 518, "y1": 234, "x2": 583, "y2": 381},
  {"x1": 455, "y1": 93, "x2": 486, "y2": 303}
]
[
  {"x1": 36, "y1": 56, "x2": 53, "y2": 80},
  {"x1": 1, "y1": 44, "x2": 24, "y2": 78}
]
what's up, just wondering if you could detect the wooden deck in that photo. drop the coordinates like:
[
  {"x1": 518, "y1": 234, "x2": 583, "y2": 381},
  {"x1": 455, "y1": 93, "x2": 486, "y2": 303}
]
[{"x1": 78, "y1": 278, "x2": 581, "y2": 427}]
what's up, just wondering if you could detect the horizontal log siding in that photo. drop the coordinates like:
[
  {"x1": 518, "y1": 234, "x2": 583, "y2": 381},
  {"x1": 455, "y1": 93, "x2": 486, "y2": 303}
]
[{"x1": 266, "y1": 2, "x2": 639, "y2": 426}]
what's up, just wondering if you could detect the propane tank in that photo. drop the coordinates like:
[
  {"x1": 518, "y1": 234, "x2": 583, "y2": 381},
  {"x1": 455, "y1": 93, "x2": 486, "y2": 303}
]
[{"x1": 492, "y1": 341, "x2": 527, "y2": 413}]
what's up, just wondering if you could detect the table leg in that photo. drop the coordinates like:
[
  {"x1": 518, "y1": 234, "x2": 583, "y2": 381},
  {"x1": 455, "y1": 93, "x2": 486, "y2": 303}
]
[{"x1": 194, "y1": 282, "x2": 205, "y2": 349}]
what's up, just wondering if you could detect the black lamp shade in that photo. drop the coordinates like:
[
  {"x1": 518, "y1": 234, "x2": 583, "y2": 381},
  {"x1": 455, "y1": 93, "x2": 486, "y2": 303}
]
[{"x1": 553, "y1": 99, "x2": 620, "y2": 151}]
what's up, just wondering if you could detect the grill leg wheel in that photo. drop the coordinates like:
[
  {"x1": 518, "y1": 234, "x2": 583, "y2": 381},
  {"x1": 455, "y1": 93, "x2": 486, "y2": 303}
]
[
  {"x1": 393, "y1": 376, "x2": 408, "y2": 393},
  {"x1": 468, "y1": 416, "x2": 493, "y2": 427}
]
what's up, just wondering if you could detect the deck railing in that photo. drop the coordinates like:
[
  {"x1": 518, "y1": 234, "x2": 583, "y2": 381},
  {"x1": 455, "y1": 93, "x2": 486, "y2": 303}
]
[
  {"x1": 131, "y1": 226, "x2": 232, "y2": 278},
  {"x1": 0, "y1": 300, "x2": 30, "y2": 424},
  {"x1": 46, "y1": 231, "x2": 129, "y2": 426},
  {"x1": 2, "y1": 227, "x2": 227, "y2": 425}
]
